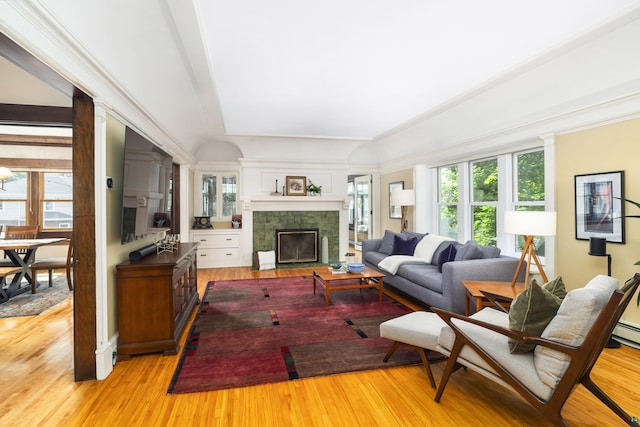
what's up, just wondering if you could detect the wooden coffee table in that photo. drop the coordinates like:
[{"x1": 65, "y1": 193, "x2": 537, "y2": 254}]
[
  {"x1": 312, "y1": 266, "x2": 385, "y2": 310},
  {"x1": 461, "y1": 280, "x2": 526, "y2": 315}
]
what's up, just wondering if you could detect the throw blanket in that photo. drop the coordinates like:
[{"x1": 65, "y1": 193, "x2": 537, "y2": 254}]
[
  {"x1": 413, "y1": 234, "x2": 454, "y2": 263},
  {"x1": 378, "y1": 255, "x2": 429, "y2": 275}
]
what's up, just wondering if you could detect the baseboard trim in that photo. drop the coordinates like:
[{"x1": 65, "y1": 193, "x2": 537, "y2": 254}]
[
  {"x1": 613, "y1": 321, "x2": 640, "y2": 350},
  {"x1": 95, "y1": 333, "x2": 118, "y2": 380}
]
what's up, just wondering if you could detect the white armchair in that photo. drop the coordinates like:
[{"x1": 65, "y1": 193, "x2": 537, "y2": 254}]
[{"x1": 432, "y1": 273, "x2": 640, "y2": 426}]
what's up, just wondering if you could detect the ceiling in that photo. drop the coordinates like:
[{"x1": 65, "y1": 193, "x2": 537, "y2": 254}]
[{"x1": 2, "y1": 0, "x2": 640, "y2": 167}]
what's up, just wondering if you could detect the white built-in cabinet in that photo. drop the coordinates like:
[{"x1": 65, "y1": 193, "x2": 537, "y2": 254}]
[{"x1": 190, "y1": 229, "x2": 242, "y2": 268}]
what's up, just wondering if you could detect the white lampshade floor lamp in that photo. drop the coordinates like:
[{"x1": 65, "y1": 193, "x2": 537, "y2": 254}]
[
  {"x1": 504, "y1": 211, "x2": 557, "y2": 287},
  {"x1": 391, "y1": 189, "x2": 415, "y2": 233}
]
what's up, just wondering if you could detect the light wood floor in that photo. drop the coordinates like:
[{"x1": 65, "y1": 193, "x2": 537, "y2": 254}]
[{"x1": 1, "y1": 267, "x2": 639, "y2": 426}]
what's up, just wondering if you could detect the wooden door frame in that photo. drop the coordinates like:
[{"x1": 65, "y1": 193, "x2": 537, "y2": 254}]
[{"x1": 1, "y1": 33, "x2": 97, "y2": 380}]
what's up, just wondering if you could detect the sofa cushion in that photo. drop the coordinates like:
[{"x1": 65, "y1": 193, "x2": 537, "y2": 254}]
[
  {"x1": 508, "y1": 278, "x2": 565, "y2": 353},
  {"x1": 414, "y1": 234, "x2": 455, "y2": 263},
  {"x1": 378, "y1": 255, "x2": 429, "y2": 275},
  {"x1": 400, "y1": 264, "x2": 443, "y2": 293},
  {"x1": 379, "y1": 230, "x2": 397, "y2": 255},
  {"x1": 454, "y1": 243, "x2": 483, "y2": 261},
  {"x1": 534, "y1": 275, "x2": 618, "y2": 390},
  {"x1": 438, "y1": 308, "x2": 553, "y2": 401},
  {"x1": 391, "y1": 234, "x2": 418, "y2": 256},
  {"x1": 437, "y1": 243, "x2": 457, "y2": 273}
]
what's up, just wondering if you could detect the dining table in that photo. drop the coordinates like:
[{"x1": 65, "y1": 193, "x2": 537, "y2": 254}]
[{"x1": 0, "y1": 237, "x2": 67, "y2": 303}]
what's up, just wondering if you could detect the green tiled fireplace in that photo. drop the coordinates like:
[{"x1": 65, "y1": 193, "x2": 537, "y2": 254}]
[{"x1": 253, "y1": 210, "x2": 339, "y2": 267}]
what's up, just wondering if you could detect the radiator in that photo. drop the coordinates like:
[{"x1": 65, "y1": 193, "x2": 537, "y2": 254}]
[{"x1": 613, "y1": 320, "x2": 640, "y2": 350}]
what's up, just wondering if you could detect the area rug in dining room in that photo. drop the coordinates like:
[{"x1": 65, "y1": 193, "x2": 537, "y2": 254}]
[
  {"x1": 0, "y1": 275, "x2": 71, "y2": 318},
  {"x1": 168, "y1": 276, "x2": 438, "y2": 394}
]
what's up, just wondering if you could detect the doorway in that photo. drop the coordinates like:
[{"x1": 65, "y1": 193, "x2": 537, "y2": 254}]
[{"x1": 350, "y1": 175, "x2": 372, "y2": 250}]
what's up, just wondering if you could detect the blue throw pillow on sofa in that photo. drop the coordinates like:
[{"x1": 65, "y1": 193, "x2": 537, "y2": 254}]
[
  {"x1": 437, "y1": 243, "x2": 457, "y2": 273},
  {"x1": 391, "y1": 234, "x2": 418, "y2": 255}
]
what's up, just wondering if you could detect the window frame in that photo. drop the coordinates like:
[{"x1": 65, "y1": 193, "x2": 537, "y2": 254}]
[
  {"x1": 0, "y1": 169, "x2": 73, "y2": 232},
  {"x1": 434, "y1": 147, "x2": 547, "y2": 255},
  {"x1": 194, "y1": 170, "x2": 239, "y2": 221}
]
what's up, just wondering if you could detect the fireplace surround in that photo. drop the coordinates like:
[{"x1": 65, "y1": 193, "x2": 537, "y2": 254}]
[{"x1": 253, "y1": 210, "x2": 339, "y2": 266}]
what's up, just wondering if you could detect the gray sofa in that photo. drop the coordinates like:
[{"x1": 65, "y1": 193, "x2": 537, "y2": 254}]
[{"x1": 362, "y1": 230, "x2": 525, "y2": 314}]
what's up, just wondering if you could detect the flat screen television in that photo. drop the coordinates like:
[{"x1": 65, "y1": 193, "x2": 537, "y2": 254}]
[{"x1": 120, "y1": 126, "x2": 173, "y2": 244}]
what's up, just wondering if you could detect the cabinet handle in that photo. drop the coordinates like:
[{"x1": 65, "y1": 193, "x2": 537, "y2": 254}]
[
  {"x1": 225, "y1": 238, "x2": 232, "y2": 241},
  {"x1": 200, "y1": 253, "x2": 207, "y2": 257},
  {"x1": 200, "y1": 239, "x2": 207, "y2": 242},
  {"x1": 226, "y1": 253, "x2": 232, "y2": 256}
]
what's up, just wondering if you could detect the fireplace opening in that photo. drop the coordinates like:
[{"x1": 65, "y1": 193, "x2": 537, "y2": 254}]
[{"x1": 276, "y1": 228, "x2": 319, "y2": 264}]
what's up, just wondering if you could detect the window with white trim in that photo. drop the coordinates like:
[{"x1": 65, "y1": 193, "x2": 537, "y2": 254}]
[{"x1": 435, "y1": 148, "x2": 545, "y2": 249}]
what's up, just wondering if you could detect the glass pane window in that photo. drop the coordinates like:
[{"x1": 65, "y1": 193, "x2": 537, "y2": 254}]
[
  {"x1": 199, "y1": 172, "x2": 237, "y2": 219},
  {"x1": 201, "y1": 174, "x2": 217, "y2": 217},
  {"x1": 438, "y1": 165, "x2": 459, "y2": 237},
  {"x1": 0, "y1": 171, "x2": 28, "y2": 227},
  {"x1": 473, "y1": 205, "x2": 497, "y2": 246},
  {"x1": 516, "y1": 150, "x2": 545, "y2": 202},
  {"x1": 471, "y1": 158, "x2": 498, "y2": 202},
  {"x1": 439, "y1": 205, "x2": 458, "y2": 239},
  {"x1": 221, "y1": 175, "x2": 237, "y2": 217},
  {"x1": 42, "y1": 172, "x2": 73, "y2": 229},
  {"x1": 439, "y1": 166, "x2": 458, "y2": 203},
  {"x1": 514, "y1": 150, "x2": 546, "y2": 255},
  {"x1": 470, "y1": 158, "x2": 498, "y2": 245}
]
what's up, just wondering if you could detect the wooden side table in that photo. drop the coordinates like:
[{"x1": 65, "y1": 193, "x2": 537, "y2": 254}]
[{"x1": 461, "y1": 280, "x2": 526, "y2": 316}]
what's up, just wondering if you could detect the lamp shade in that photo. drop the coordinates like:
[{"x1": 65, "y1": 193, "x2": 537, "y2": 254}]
[
  {"x1": 589, "y1": 237, "x2": 607, "y2": 256},
  {"x1": 504, "y1": 211, "x2": 556, "y2": 236},
  {"x1": 391, "y1": 189, "x2": 415, "y2": 206}
]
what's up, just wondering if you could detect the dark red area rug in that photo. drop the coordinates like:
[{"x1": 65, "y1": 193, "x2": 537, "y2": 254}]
[{"x1": 168, "y1": 276, "x2": 438, "y2": 394}]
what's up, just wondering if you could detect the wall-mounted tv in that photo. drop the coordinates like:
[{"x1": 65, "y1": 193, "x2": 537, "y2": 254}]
[{"x1": 121, "y1": 127, "x2": 173, "y2": 244}]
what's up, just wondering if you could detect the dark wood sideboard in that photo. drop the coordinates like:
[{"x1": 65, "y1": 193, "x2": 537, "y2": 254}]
[{"x1": 116, "y1": 242, "x2": 199, "y2": 359}]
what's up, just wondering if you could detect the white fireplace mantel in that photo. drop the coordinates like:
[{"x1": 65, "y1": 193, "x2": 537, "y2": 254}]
[{"x1": 243, "y1": 196, "x2": 350, "y2": 212}]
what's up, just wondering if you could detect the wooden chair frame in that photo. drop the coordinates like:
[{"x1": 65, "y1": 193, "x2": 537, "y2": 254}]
[
  {"x1": 432, "y1": 273, "x2": 640, "y2": 426},
  {"x1": 30, "y1": 238, "x2": 73, "y2": 292}
]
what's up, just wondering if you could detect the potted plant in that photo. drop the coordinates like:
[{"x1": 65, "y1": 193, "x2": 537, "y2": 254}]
[
  {"x1": 307, "y1": 180, "x2": 322, "y2": 196},
  {"x1": 621, "y1": 197, "x2": 640, "y2": 306}
]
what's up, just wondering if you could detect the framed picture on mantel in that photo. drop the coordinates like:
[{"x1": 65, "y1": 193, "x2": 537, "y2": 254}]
[{"x1": 286, "y1": 176, "x2": 306, "y2": 196}]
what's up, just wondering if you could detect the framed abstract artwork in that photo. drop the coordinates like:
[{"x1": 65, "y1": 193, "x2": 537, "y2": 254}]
[{"x1": 575, "y1": 170, "x2": 625, "y2": 243}]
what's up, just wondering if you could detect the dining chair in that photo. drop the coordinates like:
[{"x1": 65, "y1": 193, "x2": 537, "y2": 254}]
[
  {"x1": 1, "y1": 225, "x2": 40, "y2": 267},
  {"x1": 30, "y1": 238, "x2": 73, "y2": 292}
]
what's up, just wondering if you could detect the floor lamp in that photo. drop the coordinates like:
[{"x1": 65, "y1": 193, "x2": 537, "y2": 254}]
[
  {"x1": 504, "y1": 211, "x2": 557, "y2": 287},
  {"x1": 391, "y1": 189, "x2": 415, "y2": 233}
]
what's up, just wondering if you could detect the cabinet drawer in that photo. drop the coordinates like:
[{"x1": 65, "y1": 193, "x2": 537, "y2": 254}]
[
  {"x1": 197, "y1": 247, "x2": 240, "y2": 268},
  {"x1": 192, "y1": 233, "x2": 239, "y2": 248}
]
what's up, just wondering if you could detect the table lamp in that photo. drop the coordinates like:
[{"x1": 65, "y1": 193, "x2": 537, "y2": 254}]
[
  {"x1": 391, "y1": 189, "x2": 415, "y2": 233},
  {"x1": 504, "y1": 210, "x2": 557, "y2": 287}
]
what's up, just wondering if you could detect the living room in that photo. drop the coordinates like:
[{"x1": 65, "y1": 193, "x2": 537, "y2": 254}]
[{"x1": 2, "y1": 2, "x2": 640, "y2": 425}]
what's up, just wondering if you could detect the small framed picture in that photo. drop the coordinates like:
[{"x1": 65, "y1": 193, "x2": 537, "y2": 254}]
[
  {"x1": 389, "y1": 181, "x2": 404, "y2": 218},
  {"x1": 575, "y1": 170, "x2": 625, "y2": 243},
  {"x1": 286, "y1": 176, "x2": 307, "y2": 196}
]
